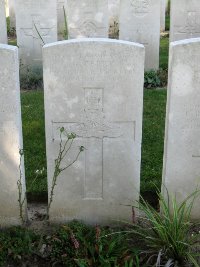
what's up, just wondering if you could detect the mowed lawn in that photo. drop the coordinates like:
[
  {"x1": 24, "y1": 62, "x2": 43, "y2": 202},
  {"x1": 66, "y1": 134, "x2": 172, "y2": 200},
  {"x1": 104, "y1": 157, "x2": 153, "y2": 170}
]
[{"x1": 21, "y1": 89, "x2": 167, "y2": 197}]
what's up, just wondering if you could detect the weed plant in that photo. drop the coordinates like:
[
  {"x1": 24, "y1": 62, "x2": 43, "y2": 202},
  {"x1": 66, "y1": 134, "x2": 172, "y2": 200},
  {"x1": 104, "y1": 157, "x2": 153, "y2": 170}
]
[{"x1": 130, "y1": 191, "x2": 200, "y2": 266}]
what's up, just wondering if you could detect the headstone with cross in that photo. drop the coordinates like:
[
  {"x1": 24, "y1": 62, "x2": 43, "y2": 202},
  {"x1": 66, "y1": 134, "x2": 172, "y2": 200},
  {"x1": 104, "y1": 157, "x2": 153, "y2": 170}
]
[
  {"x1": 67, "y1": 0, "x2": 109, "y2": 39},
  {"x1": 0, "y1": 44, "x2": 26, "y2": 227},
  {"x1": 162, "y1": 38, "x2": 200, "y2": 220},
  {"x1": 0, "y1": 0, "x2": 7, "y2": 44},
  {"x1": 170, "y1": 0, "x2": 200, "y2": 42},
  {"x1": 43, "y1": 38, "x2": 144, "y2": 225},
  {"x1": 15, "y1": 0, "x2": 57, "y2": 70},
  {"x1": 119, "y1": 0, "x2": 160, "y2": 70}
]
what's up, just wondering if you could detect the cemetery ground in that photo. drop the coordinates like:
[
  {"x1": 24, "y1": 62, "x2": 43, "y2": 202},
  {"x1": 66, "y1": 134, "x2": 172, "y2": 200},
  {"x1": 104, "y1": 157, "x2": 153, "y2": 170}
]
[{"x1": 1, "y1": 27, "x2": 200, "y2": 265}]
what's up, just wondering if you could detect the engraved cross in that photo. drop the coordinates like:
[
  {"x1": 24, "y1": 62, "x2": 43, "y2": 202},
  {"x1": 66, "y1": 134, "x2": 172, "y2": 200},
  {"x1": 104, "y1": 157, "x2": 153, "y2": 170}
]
[{"x1": 52, "y1": 88, "x2": 135, "y2": 200}]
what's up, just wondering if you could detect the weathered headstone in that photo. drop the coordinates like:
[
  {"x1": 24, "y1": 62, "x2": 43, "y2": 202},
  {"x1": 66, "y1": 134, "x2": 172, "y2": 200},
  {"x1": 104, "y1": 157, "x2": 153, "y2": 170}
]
[
  {"x1": 15, "y1": 0, "x2": 57, "y2": 70},
  {"x1": 57, "y1": 0, "x2": 67, "y2": 40},
  {"x1": 170, "y1": 0, "x2": 200, "y2": 42},
  {"x1": 43, "y1": 39, "x2": 144, "y2": 224},
  {"x1": 67, "y1": 0, "x2": 109, "y2": 39},
  {"x1": 9, "y1": 0, "x2": 16, "y2": 29},
  {"x1": 162, "y1": 38, "x2": 200, "y2": 220},
  {"x1": 0, "y1": 44, "x2": 26, "y2": 226},
  {"x1": 160, "y1": 0, "x2": 165, "y2": 32},
  {"x1": 119, "y1": 0, "x2": 160, "y2": 70},
  {"x1": 0, "y1": 0, "x2": 8, "y2": 44}
]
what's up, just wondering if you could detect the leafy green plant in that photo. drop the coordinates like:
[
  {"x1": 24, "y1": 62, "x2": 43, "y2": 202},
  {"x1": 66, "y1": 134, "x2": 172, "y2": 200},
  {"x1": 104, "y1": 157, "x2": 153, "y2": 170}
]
[
  {"x1": 130, "y1": 190, "x2": 200, "y2": 266},
  {"x1": 0, "y1": 227, "x2": 38, "y2": 266},
  {"x1": 50, "y1": 221, "x2": 135, "y2": 266},
  {"x1": 144, "y1": 70, "x2": 161, "y2": 89},
  {"x1": 144, "y1": 69, "x2": 168, "y2": 89},
  {"x1": 6, "y1": 17, "x2": 16, "y2": 38},
  {"x1": 20, "y1": 65, "x2": 43, "y2": 90}
]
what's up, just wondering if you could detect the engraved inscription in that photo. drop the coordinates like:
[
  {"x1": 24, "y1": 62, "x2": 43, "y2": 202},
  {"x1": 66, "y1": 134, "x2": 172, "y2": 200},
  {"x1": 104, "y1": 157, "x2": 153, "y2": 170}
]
[
  {"x1": 131, "y1": 0, "x2": 151, "y2": 16},
  {"x1": 80, "y1": 20, "x2": 98, "y2": 37},
  {"x1": 85, "y1": 88, "x2": 103, "y2": 111},
  {"x1": 175, "y1": 12, "x2": 200, "y2": 37}
]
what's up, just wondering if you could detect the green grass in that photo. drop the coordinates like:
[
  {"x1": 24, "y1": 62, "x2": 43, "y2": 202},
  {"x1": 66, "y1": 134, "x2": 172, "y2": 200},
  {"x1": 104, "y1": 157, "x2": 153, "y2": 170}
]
[
  {"x1": 160, "y1": 37, "x2": 169, "y2": 70},
  {"x1": 141, "y1": 89, "x2": 167, "y2": 192},
  {"x1": 21, "y1": 89, "x2": 167, "y2": 196},
  {"x1": 21, "y1": 91, "x2": 47, "y2": 195},
  {"x1": 165, "y1": 15, "x2": 170, "y2": 31}
]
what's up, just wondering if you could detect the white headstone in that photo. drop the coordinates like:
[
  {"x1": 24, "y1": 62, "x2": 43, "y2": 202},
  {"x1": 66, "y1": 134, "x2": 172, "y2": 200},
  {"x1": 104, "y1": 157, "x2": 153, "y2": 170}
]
[
  {"x1": 160, "y1": 0, "x2": 165, "y2": 32},
  {"x1": 170, "y1": 0, "x2": 200, "y2": 42},
  {"x1": 43, "y1": 39, "x2": 144, "y2": 224},
  {"x1": 0, "y1": 0, "x2": 8, "y2": 44},
  {"x1": 119, "y1": 0, "x2": 160, "y2": 70},
  {"x1": 162, "y1": 38, "x2": 200, "y2": 220},
  {"x1": 9, "y1": 0, "x2": 16, "y2": 29},
  {"x1": 57, "y1": 0, "x2": 67, "y2": 39},
  {"x1": 0, "y1": 44, "x2": 26, "y2": 226},
  {"x1": 67, "y1": 0, "x2": 109, "y2": 39},
  {"x1": 15, "y1": 0, "x2": 57, "y2": 70}
]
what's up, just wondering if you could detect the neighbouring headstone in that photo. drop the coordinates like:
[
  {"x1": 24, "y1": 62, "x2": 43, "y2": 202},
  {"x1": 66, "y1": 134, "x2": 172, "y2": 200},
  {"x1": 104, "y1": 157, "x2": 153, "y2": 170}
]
[
  {"x1": 160, "y1": 0, "x2": 165, "y2": 32},
  {"x1": 43, "y1": 39, "x2": 144, "y2": 224},
  {"x1": 67, "y1": 0, "x2": 109, "y2": 39},
  {"x1": 15, "y1": 0, "x2": 57, "y2": 70},
  {"x1": 170, "y1": 0, "x2": 200, "y2": 42},
  {"x1": 162, "y1": 38, "x2": 200, "y2": 220},
  {"x1": 9, "y1": 0, "x2": 16, "y2": 29},
  {"x1": 119, "y1": 0, "x2": 160, "y2": 70},
  {"x1": 0, "y1": 44, "x2": 26, "y2": 226},
  {"x1": 57, "y1": 0, "x2": 67, "y2": 40},
  {"x1": 0, "y1": 0, "x2": 8, "y2": 44}
]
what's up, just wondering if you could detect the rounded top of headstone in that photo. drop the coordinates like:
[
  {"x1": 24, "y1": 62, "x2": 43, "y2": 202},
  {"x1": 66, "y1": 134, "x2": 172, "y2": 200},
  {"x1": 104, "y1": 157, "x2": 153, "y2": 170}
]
[
  {"x1": 0, "y1": 44, "x2": 18, "y2": 51},
  {"x1": 171, "y1": 37, "x2": 200, "y2": 48},
  {"x1": 43, "y1": 38, "x2": 145, "y2": 50}
]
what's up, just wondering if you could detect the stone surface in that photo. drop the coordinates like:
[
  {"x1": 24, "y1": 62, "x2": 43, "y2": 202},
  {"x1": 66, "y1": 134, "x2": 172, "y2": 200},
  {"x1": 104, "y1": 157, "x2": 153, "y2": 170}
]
[
  {"x1": 162, "y1": 38, "x2": 200, "y2": 220},
  {"x1": 43, "y1": 39, "x2": 144, "y2": 224},
  {"x1": 0, "y1": 44, "x2": 26, "y2": 227},
  {"x1": 57, "y1": 0, "x2": 67, "y2": 39},
  {"x1": 15, "y1": 0, "x2": 57, "y2": 70},
  {"x1": 160, "y1": 0, "x2": 165, "y2": 32},
  {"x1": 170, "y1": 0, "x2": 200, "y2": 42},
  {"x1": 67, "y1": 0, "x2": 109, "y2": 39},
  {"x1": 9, "y1": 0, "x2": 16, "y2": 28},
  {"x1": 0, "y1": 0, "x2": 8, "y2": 44},
  {"x1": 119, "y1": 0, "x2": 160, "y2": 70}
]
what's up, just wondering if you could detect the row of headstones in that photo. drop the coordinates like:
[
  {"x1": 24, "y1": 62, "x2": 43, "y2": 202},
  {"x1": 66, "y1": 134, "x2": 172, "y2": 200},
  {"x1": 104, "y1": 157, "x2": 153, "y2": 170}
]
[
  {"x1": 8, "y1": 0, "x2": 168, "y2": 34},
  {"x1": 0, "y1": 37, "x2": 200, "y2": 227},
  {"x1": 0, "y1": 0, "x2": 168, "y2": 71}
]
